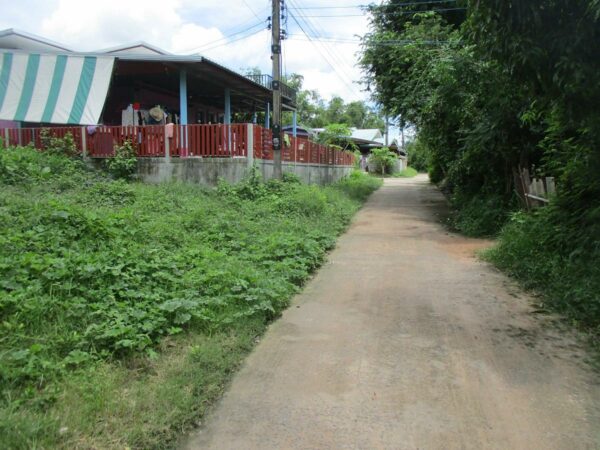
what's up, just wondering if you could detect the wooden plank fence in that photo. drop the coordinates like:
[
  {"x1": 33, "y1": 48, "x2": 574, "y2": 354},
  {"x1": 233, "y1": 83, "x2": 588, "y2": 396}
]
[
  {"x1": 517, "y1": 167, "x2": 556, "y2": 209},
  {"x1": 1, "y1": 124, "x2": 355, "y2": 167}
]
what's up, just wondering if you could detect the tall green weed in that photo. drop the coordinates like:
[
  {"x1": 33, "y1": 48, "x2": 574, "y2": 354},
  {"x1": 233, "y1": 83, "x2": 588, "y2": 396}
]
[{"x1": 0, "y1": 148, "x2": 380, "y2": 441}]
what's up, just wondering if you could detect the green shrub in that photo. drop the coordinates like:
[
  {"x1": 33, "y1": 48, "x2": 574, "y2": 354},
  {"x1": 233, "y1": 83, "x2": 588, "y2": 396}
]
[
  {"x1": 406, "y1": 139, "x2": 429, "y2": 172},
  {"x1": 0, "y1": 148, "x2": 381, "y2": 444},
  {"x1": 485, "y1": 207, "x2": 600, "y2": 333},
  {"x1": 449, "y1": 193, "x2": 514, "y2": 237},
  {"x1": 40, "y1": 129, "x2": 77, "y2": 157},
  {"x1": 368, "y1": 147, "x2": 397, "y2": 175},
  {"x1": 0, "y1": 146, "x2": 85, "y2": 186},
  {"x1": 392, "y1": 167, "x2": 418, "y2": 178},
  {"x1": 106, "y1": 140, "x2": 137, "y2": 180}
]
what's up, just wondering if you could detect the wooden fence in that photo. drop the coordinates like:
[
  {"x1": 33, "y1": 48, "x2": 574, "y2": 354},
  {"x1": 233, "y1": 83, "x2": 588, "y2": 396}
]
[
  {"x1": 516, "y1": 167, "x2": 556, "y2": 209},
  {"x1": 1, "y1": 124, "x2": 355, "y2": 166}
]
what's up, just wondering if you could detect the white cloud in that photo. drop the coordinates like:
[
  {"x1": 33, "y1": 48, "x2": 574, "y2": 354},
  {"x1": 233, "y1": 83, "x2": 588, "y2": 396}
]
[
  {"x1": 9, "y1": 0, "x2": 373, "y2": 102},
  {"x1": 41, "y1": 0, "x2": 182, "y2": 51},
  {"x1": 170, "y1": 23, "x2": 224, "y2": 54}
]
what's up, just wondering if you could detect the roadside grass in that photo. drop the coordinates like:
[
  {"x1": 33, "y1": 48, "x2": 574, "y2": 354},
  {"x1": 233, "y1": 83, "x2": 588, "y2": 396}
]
[
  {"x1": 392, "y1": 167, "x2": 418, "y2": 178},
  {"x1": 368, "y1": 166, "x2": 418, "y2": 178},
  {"x1": 0, "y1": 146, "x2": 382, "y2": 449},
  {"x1": 483, "y1": 207, "x2": 600, "y2": 343}
]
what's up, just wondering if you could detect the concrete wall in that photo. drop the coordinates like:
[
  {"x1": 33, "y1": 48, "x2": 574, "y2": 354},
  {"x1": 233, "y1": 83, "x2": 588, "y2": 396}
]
[
  {"x1": 129, "y1": 157, "x2": 352, "y2": 186},
  {"x1": 260, "y1": 160, "x2": 352, "y2": 185}
]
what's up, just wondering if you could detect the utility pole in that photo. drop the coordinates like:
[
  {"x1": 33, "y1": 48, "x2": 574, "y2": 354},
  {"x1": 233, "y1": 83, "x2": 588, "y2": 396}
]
[
  {"x1": 271, "y1": 0, "x2": 282, "y2": 179},
  {"x1": 384, "y1": 115, "x2": 389, "y2": 147}
]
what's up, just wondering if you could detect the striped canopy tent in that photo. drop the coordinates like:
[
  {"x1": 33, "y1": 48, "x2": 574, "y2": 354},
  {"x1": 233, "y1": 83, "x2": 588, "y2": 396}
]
[{"x1": 0, "y1": 51, "x2": 114, "y2": 125}]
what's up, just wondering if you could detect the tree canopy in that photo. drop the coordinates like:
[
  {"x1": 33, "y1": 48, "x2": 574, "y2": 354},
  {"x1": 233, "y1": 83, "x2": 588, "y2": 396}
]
[
  {"x1": 360, "y1": 0, "x2": 600, "y2": 329},
  {"x1": 284, "y1": 73, "x2": 384, "y2": 130}
]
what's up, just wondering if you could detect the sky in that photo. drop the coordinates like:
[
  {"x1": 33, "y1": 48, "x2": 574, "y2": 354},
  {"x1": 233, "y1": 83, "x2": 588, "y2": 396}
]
[{"x1": 0, "y1": 0, "x2": 373, "y2": 103}]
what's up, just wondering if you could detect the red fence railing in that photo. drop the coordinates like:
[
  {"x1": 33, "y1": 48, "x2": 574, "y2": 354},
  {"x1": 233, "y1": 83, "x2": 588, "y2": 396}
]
[
  {"x1": 253, "y1": 126, "x2": 354, "y2": 166},
  {"x1": 1, "y1": 124, "x2": 354, "y2": 166}
]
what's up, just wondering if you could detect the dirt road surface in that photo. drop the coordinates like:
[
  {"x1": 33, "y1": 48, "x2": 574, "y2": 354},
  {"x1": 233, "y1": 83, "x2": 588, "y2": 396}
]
[{"x1": 184, "y1": 176, "x2": 600, "y2": 450}]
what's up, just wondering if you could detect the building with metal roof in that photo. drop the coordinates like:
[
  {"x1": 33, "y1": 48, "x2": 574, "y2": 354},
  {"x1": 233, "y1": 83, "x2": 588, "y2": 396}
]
[{"x1": 0, "y1": 29, "x2": 296, "y2": 128}]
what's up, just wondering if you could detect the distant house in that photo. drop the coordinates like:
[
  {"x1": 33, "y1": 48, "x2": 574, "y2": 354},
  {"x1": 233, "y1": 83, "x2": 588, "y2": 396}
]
[
  {"x1": 311, "y1": 127, "x2": 386, "y2": 152},
  {"x1": 350, "y1": 128, "x2": 383, "y2": 143},
  {"x1": 282, "y1": 125, "x2": 311, "y2": 138},
  {"x1": 0, "y1": 28, "x2": 297, "y2": 128}
]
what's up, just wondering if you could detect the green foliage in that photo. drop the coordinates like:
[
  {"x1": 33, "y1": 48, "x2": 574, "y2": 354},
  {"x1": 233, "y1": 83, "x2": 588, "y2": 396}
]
[
  {"x1": 392, "y1": 167, "x2": 418, "y2": 178},
  {"x1": 362, "y1": 1, "x2": 600, "y2": 332},
  {"x1": 485, "y1": 207, "x2": 600, "y2": 333},
  {"x1": 40, "y1": 129, "x2": 78, "y2": 157},
  {"x1": 0, "y1": 147, "x2": 380, "y2": 448},
  {"x1": 369, "y1": 147, "x2": 397, "y2": 175},
  {"x1": 0, "y1": 145, "x2": 87, "y2": 187},
  {"x1": 361, "y1": 10, "x2": 537, "y2": 233},
  {"x1": 106, "y1": 139, "x2": 137, "y2": 180},
  {"x1": 450, "y1": 193, "x2": 513, "y2": 237},
  {"x1": 278, "y1": 73, "x2": 384, "y2": 130},
  {"x1": 406, "y1": 139, "x2": 429, "y2": 172},
  {"x1": 315, "y1": 123, "x2": 358, "y2": 151}
]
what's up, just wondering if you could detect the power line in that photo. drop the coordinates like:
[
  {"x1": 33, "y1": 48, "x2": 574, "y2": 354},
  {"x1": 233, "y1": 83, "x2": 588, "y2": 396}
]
[
  {"x1": 242, "y1": 0, "x2": 265, "y2": 21},
  {"x1": 187, "y1": 21, "x2": 267, "y2": 54},
  {"x1": 286, "y1": 8, "x2": 360, "y2": 97},
  {"x1": 196, "y1": 27, "x2": 267, "y2": 53},
  {"x1": 287, "y1": 0, "x2": 363, "y2": 97}
]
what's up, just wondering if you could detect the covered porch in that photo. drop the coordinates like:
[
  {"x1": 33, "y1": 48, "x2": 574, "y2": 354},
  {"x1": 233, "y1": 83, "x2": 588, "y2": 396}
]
[{"x1": 100, "y1": 55, "x2": 297, "y2": 131}]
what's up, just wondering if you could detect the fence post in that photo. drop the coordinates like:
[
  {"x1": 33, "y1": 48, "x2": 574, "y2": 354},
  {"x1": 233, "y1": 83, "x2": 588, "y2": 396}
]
[
  {"x1": 3, "y1": 129, "x2": 8, "y2": 148},
  {"x1": 164, "y1": 125, "x2": 170, "y2": 161},
  {"x1": 247, "y1": 123, "x2": 254, "y2": 168},
  {"x1": 80, "y1": 126, "x2": 88, "y2": 158}
]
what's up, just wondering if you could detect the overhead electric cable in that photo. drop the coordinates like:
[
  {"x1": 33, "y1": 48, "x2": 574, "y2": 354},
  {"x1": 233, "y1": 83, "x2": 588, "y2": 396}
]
[
  {"x1": 187, "y1": 21, "x2": 266, "y2": 54},
  {"x1": 287, "y1": 0, "x2": 362, "y2": 96},
  {"x1": 286, "y1": 8, "x2": 360, "y2": 96},
  {"x1": 197, "y1": 27, "x2": 267, "y2": 53}
]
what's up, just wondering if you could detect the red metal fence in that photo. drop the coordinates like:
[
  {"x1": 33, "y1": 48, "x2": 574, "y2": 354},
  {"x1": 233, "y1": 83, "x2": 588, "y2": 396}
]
[
  {"x1": 253, "y1": 127, "x2": 354, "y2": 166},
  {"x1": 0, "y1": 124, "x2": 354, "y2": 166}
]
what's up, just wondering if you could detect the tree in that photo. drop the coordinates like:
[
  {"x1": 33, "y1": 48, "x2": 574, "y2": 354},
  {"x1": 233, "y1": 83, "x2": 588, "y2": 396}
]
[
  {"x1": 315, "y1": 124, "x2": 358, "y2": 151},
  {"x1": 243, "y1": 70, "x2": 385, "y2": 130},
  {"x1": 368, "y1": 147, "x2": 397, "y2": 176}
]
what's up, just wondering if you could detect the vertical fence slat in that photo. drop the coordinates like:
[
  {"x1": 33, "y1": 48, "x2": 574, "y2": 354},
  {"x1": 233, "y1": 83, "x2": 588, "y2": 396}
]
[{"x1": 0, "y1": 124, "x2": 355, "y2": 166}]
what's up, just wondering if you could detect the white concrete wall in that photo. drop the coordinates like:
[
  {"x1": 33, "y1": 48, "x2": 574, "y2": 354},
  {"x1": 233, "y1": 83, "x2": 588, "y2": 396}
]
[{"x1": 133, "y1": 157, "x2": 353, "y2": 187}]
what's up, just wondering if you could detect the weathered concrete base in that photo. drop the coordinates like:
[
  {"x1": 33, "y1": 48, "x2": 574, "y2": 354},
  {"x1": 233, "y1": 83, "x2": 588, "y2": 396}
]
[
  {"x1": 90, "y1": 157, "x2": 353, "y2": 186},
  {"x1": 258, "y1": 160, "x2": 352, "y2": 185}
]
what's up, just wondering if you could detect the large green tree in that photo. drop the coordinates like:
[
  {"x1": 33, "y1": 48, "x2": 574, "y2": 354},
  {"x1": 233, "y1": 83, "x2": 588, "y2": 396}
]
[
  {"x1": 361, "y1": 10, "x2": 540, "y2": 233},
  {"x1": 360, "y1": 0, "x2": 600, "y2": 329}
]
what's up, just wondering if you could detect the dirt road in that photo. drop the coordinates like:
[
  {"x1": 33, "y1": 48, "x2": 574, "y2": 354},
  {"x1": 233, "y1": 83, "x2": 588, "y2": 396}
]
[{"x1": 184, "y1": 176, "x2": 600, "y2": 449}]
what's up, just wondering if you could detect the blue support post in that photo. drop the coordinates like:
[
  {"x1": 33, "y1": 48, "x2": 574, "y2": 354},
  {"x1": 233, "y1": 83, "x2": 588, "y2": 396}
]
[
  {"x1": 265, "y1": 102, "x2": 270, "y2": 129},
  {"x1": 224, "y1": 88, "x2": 231, "y2": 153},
  {"x1": 179, "y1": 70, "x2": 188, "y2": 155},
  {"x1": 292, "y1": 110, "x2": 297, "y2": 137},
  {"x1": 179, "y1": 70, "x2": 188, "y2": 125}
]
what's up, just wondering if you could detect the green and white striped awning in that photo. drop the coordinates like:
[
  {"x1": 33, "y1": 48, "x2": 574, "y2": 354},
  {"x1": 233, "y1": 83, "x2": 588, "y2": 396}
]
[{"x1": 0, "y1": 51, "x2": 114, "y2": 125}]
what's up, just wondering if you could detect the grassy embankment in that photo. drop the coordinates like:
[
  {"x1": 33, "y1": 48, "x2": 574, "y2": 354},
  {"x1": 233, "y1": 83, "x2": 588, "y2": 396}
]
[
  {"x1": 367, "y1": 167, "x2": 418, "y2": 178},
  {"x1": 483, "y1": 207, "x2": 600, "y2": 344},
  {"x1": 0, "y1": 146, "x2": 381, "y2": 449}
]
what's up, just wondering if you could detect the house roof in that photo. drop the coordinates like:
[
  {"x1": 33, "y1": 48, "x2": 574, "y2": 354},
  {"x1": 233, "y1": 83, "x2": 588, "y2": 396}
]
[
  {"x1": 0, "y1": 28, "x2": 73, "y2": 53},
  {"x1": 94, "y1": 41, "x2": 171, "y2": 56},
  {"x1": 351, "y1": 128, "x2": 383, "y2": 141}
]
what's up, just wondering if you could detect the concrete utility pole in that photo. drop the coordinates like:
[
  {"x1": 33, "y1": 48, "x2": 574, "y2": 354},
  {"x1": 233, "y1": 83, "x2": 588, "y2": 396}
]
[
  {"x1": 271, "y1": 0, "x2": 282, "y2": 179},
  {"x1": 384, "y1": 115, "x2": 389, "y2": 147}
]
